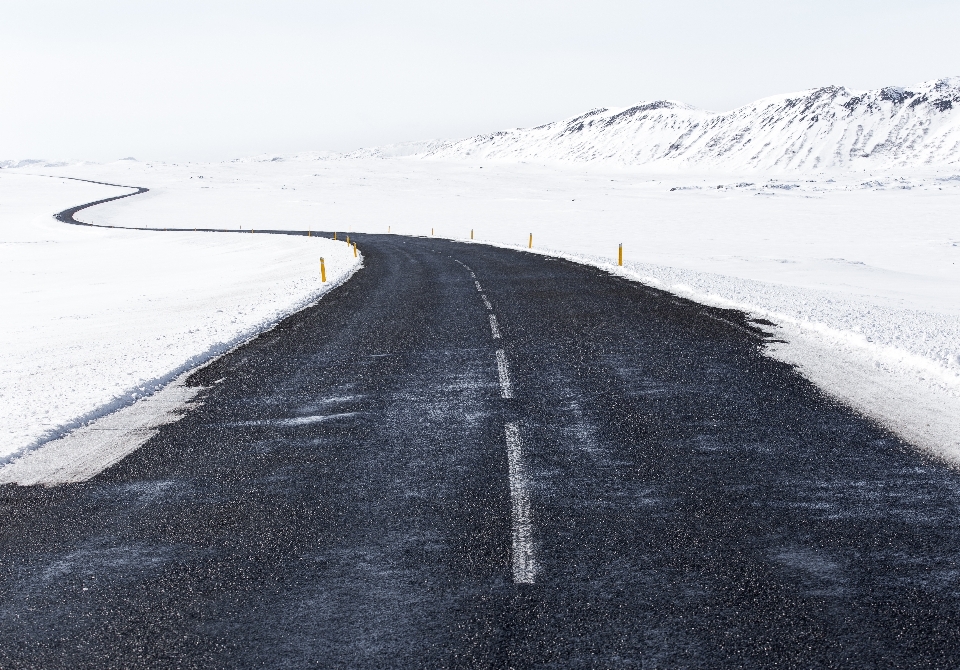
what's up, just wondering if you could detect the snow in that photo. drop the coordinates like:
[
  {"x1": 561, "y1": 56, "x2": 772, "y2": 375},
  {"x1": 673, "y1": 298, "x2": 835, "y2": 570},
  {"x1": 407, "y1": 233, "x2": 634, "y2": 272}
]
[
  {"x1": 0, "y1": 171, "x2": 359, "y2": 462},
  {"x1": 5, "y1": 74, "x2": 960, "y2": 466},
  {"x1": 420, "y1": 77, "x2": 960, "y2": 171},
  {"x1": 0, "y1": 368, "x2": 204, "y2": 485},
  {"x1": 19, "y1": 155, "x2": 957, "y2": 463}
]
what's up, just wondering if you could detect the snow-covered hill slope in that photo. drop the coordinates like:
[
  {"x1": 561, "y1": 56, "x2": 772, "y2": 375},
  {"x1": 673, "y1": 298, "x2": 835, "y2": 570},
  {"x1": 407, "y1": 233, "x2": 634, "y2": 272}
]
[{"x1": 420, "y1": 77, "x2": 960, "y2": 171}]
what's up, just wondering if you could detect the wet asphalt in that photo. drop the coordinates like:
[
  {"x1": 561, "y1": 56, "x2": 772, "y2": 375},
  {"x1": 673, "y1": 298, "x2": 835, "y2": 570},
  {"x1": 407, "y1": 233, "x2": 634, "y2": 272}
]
[{"x1": 3, "y1": 231, "x2": 960, "y2": 669}]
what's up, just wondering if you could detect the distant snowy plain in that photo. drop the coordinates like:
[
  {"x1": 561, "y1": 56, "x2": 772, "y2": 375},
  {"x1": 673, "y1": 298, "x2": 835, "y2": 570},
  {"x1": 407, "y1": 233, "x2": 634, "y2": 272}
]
[{"x1": 4, "y1": 75, "x2": 960, "y2": 467}]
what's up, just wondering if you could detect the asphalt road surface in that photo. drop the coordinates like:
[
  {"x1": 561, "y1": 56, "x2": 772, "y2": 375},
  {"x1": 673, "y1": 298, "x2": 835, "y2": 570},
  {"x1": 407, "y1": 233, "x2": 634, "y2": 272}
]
[{"x1": 4, "y1": 205, "x2": 960, "y2": 667}]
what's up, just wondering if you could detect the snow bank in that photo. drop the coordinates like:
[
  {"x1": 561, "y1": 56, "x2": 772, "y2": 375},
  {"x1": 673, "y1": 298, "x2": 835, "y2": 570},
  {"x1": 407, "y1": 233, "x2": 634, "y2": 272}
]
[
  {"x1": 605, "y1": 260, "x2": 960, "y2": 462},
  {"x1": 0, "y1": 171, "x2": 359, "y2": 461},
  {"x1": 14, "y1": 157, "x2": 960, "y2": 464}
]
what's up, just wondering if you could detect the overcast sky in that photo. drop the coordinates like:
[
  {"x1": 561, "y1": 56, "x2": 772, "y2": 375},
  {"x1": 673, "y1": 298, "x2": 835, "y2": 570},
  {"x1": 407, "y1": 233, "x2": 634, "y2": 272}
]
[{"x1": 2, "y1": 0, "x2": 959, "y2": 162}]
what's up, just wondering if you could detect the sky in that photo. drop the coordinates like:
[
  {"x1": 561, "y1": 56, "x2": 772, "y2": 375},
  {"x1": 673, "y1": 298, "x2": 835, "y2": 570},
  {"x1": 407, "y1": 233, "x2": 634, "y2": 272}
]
[{"x1": 2, "y1": 0, "x2": 959, "y2": 162}]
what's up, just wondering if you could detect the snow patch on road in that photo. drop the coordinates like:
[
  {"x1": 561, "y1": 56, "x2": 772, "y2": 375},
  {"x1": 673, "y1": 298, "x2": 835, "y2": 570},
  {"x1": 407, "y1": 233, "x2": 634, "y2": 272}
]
[{"x1": 0, "y1": 370, "x2": 202, "y2": 485}]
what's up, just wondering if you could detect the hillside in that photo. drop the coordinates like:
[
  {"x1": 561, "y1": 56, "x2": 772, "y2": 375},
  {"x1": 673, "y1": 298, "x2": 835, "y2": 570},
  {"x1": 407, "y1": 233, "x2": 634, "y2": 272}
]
[{"x1": 413, "y1": 77, "x2": 960, "y2": 171}]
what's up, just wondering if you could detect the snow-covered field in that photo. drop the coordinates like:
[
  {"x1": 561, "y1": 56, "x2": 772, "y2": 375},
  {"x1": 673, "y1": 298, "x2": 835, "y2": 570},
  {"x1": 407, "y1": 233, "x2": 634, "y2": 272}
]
[
  {"x1": 0, "y1": 171, "x2": 359, "y2": 462},
  {"x1": 6, "y1": 72, "x2": 960, "y2": 470},
  {"x1": 14, "y1": 154, "x2": 957, "y2": 463}
]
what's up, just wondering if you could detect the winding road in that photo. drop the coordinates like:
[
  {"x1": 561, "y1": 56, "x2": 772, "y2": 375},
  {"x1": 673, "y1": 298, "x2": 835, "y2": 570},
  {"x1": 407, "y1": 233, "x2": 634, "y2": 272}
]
[{"x1": 2, "y1": 185, "x2": 960, "y2": 667}]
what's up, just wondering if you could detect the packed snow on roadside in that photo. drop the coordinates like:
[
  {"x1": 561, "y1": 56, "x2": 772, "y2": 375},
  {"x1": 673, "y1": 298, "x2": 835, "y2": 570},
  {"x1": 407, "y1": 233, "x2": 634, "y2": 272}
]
[
  {"x1": 22, "y1": 155, "x2": 959, "y2": 463},
  {"x1": 0, "y1": 171, "x2": 359, "y2": 462}
]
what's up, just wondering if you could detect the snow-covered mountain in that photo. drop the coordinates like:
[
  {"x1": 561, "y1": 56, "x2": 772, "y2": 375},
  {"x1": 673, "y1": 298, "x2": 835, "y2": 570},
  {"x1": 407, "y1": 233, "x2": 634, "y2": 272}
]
[
  {"x1": 0, "y1": 159, "x2": 71, "y2": 169},
  {"x1": 416, "y1": 77, "x2": 960, "y2": 171}
]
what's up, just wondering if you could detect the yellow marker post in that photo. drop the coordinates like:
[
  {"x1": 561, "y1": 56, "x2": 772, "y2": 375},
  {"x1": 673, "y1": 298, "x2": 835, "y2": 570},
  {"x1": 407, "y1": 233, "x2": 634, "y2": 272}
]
[
  {"x1": 471, "y1": 229, "x2": 474, "y2": 240},
  {"x1": 320, "y1": 257, "x2": 327, "y2": 282},
  {"x1": 529, "y1": 233, "x2": 533, "y2": 248},
  {"x1": 334, "y1": 232, "x2": 337, "y2": 240},
  {"x1": 308, "y1": 230, "x2": 311, "y2": 237},
  {"x1": 618, "y1": 243, "x2": 623, "y2": 266},
  {"x1": 353, "y1": 242, "x2": 357, "y2": 257},
  {"x1": 431, "y1": 228, "x2": 434, "y2": 236}
]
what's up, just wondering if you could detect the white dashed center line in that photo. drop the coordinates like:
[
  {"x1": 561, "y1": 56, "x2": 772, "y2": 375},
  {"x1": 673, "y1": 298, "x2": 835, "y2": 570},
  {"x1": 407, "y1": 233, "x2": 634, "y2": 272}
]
[
  {"x1": 458, "y1": 257, "x2": 534, "y2": 584},
  {"x1": 496, "y1": 349, "x2": 513, "y2": 399},
  {"x1": 488, "y1": 314, "x2": 501, "y2": 339},
  {"x1": 505, "y1": 423, "x2": 536, "y2": 584}
]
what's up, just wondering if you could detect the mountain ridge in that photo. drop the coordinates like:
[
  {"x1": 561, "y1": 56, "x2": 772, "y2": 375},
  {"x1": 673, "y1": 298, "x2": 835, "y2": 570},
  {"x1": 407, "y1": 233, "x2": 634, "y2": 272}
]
[{"x1": 350, "y1": 77, "x2": 960, "y2": 171}]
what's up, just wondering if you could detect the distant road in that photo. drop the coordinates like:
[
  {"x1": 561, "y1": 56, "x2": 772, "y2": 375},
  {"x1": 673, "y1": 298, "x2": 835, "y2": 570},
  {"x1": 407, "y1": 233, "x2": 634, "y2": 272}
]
[
  {"x1": 2, "y1": 191, "x2": 960, "y2": 667},
  {"x1": 49, "y1": 175, "x2": 149, "y2": 225}
]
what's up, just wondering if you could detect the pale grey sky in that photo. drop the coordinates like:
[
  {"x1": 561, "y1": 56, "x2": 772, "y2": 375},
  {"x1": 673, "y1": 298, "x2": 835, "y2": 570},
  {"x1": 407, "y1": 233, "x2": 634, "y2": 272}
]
[{"x1": 2, "y1": 0, "x2": 958, "y2": 162}]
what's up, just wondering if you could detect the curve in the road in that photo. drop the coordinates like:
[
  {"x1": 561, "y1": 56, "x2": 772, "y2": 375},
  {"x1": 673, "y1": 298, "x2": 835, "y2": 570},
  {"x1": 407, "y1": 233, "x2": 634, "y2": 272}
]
[
  {"x1": 3, "y1": 183, "x2": 960, "y2": 667},
  {"x1": 48, "y1": 175, "x2": 312, "y2": 237},
  {"x1": 47, "y1": 175, "x2": 150, "y2": 226}
]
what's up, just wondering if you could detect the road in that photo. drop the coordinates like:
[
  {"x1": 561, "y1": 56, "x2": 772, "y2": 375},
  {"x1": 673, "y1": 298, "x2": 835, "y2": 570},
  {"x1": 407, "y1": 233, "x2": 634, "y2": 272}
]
[{"x1": 3, "y1": 199, "x2": 960, "y2": 667}]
